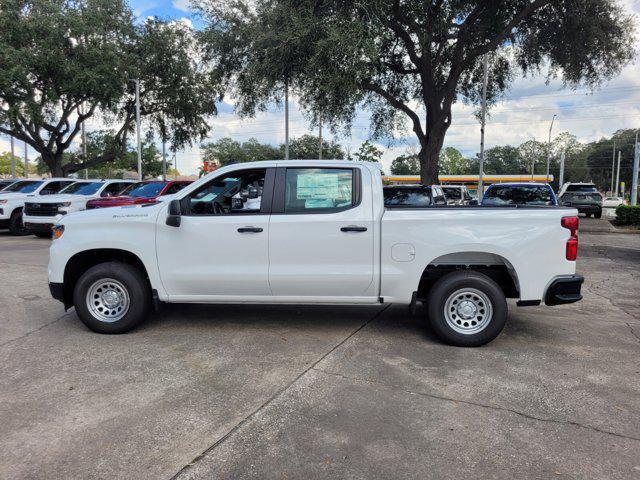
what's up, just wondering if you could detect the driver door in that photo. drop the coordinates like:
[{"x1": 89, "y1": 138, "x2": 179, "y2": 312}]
[{"x1": 156, "y1": 167, "x2": 274, "y2": 300}]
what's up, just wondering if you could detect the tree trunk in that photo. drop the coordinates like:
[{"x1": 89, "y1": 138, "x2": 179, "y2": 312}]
[
  {"x1": 418, "y1": 123, "x2": 448, "y2": 185},
  {"x1": 43, "y1": 152, "x2": 65, "y2": 177}
]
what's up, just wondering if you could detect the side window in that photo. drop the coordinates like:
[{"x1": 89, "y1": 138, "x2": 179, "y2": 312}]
[
  {"x1": 165, "y1": 182, "x2": 188, "y2": 195},
  {"x1": 432, "y1": 186, "x2": 445, "y2": 205},
  {"x1": 284, "y1": 168, "x2": 355, "y2": 213},
  {"x1": 187, "y1": 169, "x2": 266, "y2": 215},
  {"x1": 101, "y1": 182, "x2": 126, "y2": 197},
  {"x1": 41, "y1": 181, "x2": 72, "y2": 195}
]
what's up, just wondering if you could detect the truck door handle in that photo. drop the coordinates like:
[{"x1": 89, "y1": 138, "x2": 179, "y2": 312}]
[
  {"x1": 237, "y1": 227, "x2": 263, "y2": 233},
  {"x1": 341, "y1": 226, "x2": 368, "y2": 232}
]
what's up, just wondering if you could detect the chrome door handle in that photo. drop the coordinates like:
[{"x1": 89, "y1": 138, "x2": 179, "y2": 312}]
[
  {"x1": 237, "y1": 227, "x2": 263, "y2": 233},
  {"x1": 340, "y1": 226, "x2": 367, "y2": 232}
]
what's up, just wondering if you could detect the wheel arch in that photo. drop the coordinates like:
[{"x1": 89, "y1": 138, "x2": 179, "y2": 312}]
[
  {"x1": 62, "y1": 249, "x2": 150, "y2": 309},
  {"x1": 416, "y1": 251, "x2": 520, "y2": 301}
]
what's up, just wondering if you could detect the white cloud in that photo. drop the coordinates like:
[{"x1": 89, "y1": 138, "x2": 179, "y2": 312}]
[{"x1": 172, "y1": 0, "x2": 192, "y2": 12}]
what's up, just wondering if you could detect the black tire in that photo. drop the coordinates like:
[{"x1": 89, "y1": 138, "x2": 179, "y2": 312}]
[
  {"x1": 594, "y1": 210, "x2": 602, "y2": 219},
  {"x1": 427, "y1": 271, "x2": 508, "y2": 347},
  {"x1": 585, "y1": 213, "x2": 592, "y2": 218},
  {"x1": 34, "y1": 232, "x2": 52, "y2": 238},
  {"x1": 73, "y1": 262, "x2": 150, "y2": 334},
  {"x1": 8, "y1": 209, "x2": 29, "y2": 236}
]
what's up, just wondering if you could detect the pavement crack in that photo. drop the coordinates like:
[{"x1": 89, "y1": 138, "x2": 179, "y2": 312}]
[
  {"x1": 0, "y1": 311, "x2": 73, "y2": 348},
  {"x1": 626, "y1": 322, "x2": 640, "y2": 344},
  {"x1": 312, "y1": 367, "x2": 640, "y2": 443},
  {"x1": 170, "y1": 303, "x2": 392, "y2": 480}
]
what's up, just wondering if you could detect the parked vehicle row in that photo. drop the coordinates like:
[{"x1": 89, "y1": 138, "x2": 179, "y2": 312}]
[{"x1": 0, "y1": 178, "x2": 192, "y2": 237}]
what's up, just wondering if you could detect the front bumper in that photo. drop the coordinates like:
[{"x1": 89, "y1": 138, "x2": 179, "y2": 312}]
[
  {"x1": 545, "y1": 275, "x2": 584, "y2": 306},
  {"x1": 24, "y1": 222, "x2": 54, "y2": 234},
  {"x1": 49, "y1": 282, "x2": 65, "y2": 303}
]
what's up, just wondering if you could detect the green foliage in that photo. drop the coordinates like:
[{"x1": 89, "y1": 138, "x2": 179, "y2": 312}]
[
  {"x1": 615, "y1": 205, "x2": 640, "y2": 226},
  {"x1": 286, "y1": 134, "x2": 344, "y2": 160},
  {"x1": 390, "y1": 155, "x2": 420, "y2": 175},
  {"x1": 0, "y1": 152, "x2": 37, "y2": 176},
  {"x1": 439, "y1": 147, "x2": 470, "y2": 175},
  {"x1": 0, "y1": 1, "x2": 219, "y2": 176},
  {"x1": 353, "y1": 141, "x2": 383, "y2": 163},
  {"x1": 197, "y1": 0, "x2": 636, "y2": 183}
]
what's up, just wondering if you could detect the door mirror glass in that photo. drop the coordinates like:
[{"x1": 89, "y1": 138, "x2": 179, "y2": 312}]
[{"x1": 166, "y1": 199, "x2": 181, "y2": 227}]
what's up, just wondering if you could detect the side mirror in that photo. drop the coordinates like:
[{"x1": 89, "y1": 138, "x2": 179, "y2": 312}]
[
  {"x1": 166, "y1": 199, "x2": 181, "y2": 227},
  {"x1": 469, "y1": 199, "x2": 478, "y2": 206},
  {"x1": 562, "y1": 201, "x2": 572, "y2": 207}
]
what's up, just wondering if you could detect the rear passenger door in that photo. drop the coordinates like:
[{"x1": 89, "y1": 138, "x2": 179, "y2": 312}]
[{"x1": 268, "y1": 166, "x2": 376, "y2": 299}]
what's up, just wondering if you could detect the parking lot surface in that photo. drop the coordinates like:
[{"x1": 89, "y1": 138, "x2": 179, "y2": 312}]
[{"x1": 1, "y1": 217, "x2": 639, "y2": 479}]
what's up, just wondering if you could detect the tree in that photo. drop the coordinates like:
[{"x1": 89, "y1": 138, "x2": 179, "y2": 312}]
[
  {"x1": 390, "y1": 154, "x2": 420, "y2": 175},
  {"x1": 353, "y1": 140, "x2": 383, "y2": 163},
  {"x1": 439, "y1": 147, "x2": 470, "y2": 174},
  {"x1": 0, "y1": 1, "x2": 219, "y2": 177},
  {"x1": 201, "y1": 137, "x2": 281, "y2": 166},
  {"x1": 0, "y1": 152, "x2": 37, "y2": 177},
  {"x1": 517, "y1": 140, "x2": 548, "y2": 176},
  {"x1": 282, "y1": 134, "x2": 344, "y2": 160},
  {"x1": 198, "y1": 0, "x2": 635, "y2": 184}
]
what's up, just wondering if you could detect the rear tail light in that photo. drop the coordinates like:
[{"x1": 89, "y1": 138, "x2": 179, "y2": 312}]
[{"x1": 561, "y1": 216, "x2": 579, "y2": 261}]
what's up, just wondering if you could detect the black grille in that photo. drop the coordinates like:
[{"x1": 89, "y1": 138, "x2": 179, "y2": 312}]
[{"x1": 24, "y1": 202, "x2": 61, "y2": 217}]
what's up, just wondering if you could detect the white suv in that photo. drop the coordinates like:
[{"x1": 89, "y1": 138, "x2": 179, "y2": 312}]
[
  {"x1": 0, "y1": 178, "x2": 76, "y2": 235},
  {"x1": 23, "y1": 179, "x2": 133, "y2": 237}
]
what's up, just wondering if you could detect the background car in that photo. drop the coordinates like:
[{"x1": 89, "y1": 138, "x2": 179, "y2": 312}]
[
  {"x1": 481, "y1": 182, "x2": 558, "y2": 207},
  {"x1": 0, "y1": 179, "x2": 18, "y2": 191},
  {"x1": 603, "y1": 196, "x2": 626, "y2": 208},
  {"x1": 23, "y1": 179, "x2": 134, "y2": 237},
  {"x1": 0, "y1": 178, "x2": 76, "y2": 235},
  {"x1": 86, "y1": 180, "x2": 191, "y2": 209},
  {"x1": 440, "y1": 185, "x2": 472, "y2": 205},
  {"x1": 383, "y1": 184, "x2": 447, "y2": 207},
  {"x1": 558, "y1": 182, "x2": 603, "y2": 218}
]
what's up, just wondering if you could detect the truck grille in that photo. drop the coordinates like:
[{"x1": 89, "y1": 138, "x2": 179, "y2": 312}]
[{"x1": 24, "y1": 202, "x2": 61, "y2": 217}]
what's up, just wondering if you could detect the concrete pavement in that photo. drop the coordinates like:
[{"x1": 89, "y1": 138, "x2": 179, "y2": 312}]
[{"x1": 0, "y1": 222, "x2": 638, "y2": 479}]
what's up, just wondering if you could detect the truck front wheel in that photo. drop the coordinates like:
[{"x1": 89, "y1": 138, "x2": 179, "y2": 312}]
[
  {"x1": 73, "y1": 262, "x2": 150, "y2": 334},
  {"x1": 427, "y1": 271, "x2": 507, "y2": 347}
]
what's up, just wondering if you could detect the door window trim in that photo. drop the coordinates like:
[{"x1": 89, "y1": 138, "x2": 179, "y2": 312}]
[
  {"x1": 180, "y1": 167, "x2": 275, "y2": 216},
  {"x1": 271, "y1": 167, "x2": 362, "y2": 215}
]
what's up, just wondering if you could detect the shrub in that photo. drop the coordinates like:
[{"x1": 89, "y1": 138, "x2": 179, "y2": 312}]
[{"x1": 615, "y1": 205, "x2": 640, "y2": 225}]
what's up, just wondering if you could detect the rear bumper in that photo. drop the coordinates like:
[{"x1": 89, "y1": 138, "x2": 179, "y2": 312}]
[
  {"x1": 570, "y1": 204, "x2": 601, "y2": 214},
  {"x1": 545, "y1": 275, "x2": 584, "y2": 306}
]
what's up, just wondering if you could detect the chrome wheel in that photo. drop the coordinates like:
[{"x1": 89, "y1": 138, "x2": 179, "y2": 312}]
[
  {"x1": 444, "y1": 288, "x2": 493, "y2": 335},
  {"x1": 86, "y1": 278, "x2": 130, "y2": 323}
]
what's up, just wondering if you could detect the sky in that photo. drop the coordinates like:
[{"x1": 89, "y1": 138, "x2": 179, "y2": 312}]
[{"x1": 3, "y1": 0, "x2": 640, "y2": 176}]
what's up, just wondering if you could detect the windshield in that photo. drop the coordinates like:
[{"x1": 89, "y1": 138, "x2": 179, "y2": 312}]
[
  {"x1": 384, "y1": 187, "x2": 432, "y2": 206},
  {"x1": 120, "y1": 182, "x2": 166, "y2": 198},
  {"x1": 566, "y1": 184, "x2": 598, "y2": 193},
  {"x1": 483, "y1": 185, "x2": 554, "y2": 206},
  {"x1": 60, "y1": 182, "x2": 103, "y2": 195},
  {"x1": 442, "y1": 187, "x2": 462, "y2": 200},
  {"x1": 3, "y1": 180, "x2": 44, "y2": 193}
]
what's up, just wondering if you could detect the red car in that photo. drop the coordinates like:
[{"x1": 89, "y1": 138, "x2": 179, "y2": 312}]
[{"x1": 86, "y1": 180, "x2": 192, "y2": 209}]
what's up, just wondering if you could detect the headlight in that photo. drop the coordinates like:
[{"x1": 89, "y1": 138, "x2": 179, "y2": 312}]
[
  {"x1": 59, "y1": 202, "x2": 72, "y2": 207},
  {"x1": 52, "y1": 225, "x2": 64, "y2": 239}
]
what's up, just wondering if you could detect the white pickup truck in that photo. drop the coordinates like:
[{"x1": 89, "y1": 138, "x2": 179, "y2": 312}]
[{"x1": 48, "y1": 161, "x2": 583, "y2": 346}]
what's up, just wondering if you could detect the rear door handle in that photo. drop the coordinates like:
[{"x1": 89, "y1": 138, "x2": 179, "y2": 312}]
[
  {"x1": 341, "y1": 226, "x2": 368, "y2": 232},
  {"x1": 237, "y1": 227, "x2": 263, "y2": 233}
]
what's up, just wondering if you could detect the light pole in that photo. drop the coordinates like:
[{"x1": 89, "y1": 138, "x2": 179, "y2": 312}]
[
  {"x1": 129, "y1": 79, "x2": 142, "y2": 181},
  {"x1": 23, "y1": 140, "x2": 28, "y2": 178},
  {"x1": 545, "y1": 114, "x2": 557, "y2": 182},
  {"x1": 10, "y1": 135, "x2": 16, "y2": 179},
  {"x1": 284, "y1": 78, "x2": 289, "y2": 160},
  {"x1": 478, "y1": 54, "x2": 489, "y2": 196}
]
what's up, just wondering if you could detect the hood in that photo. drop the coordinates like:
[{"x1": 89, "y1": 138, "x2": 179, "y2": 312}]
[
  {"x1": 0, "y1": 192, "x2": 30, "y2": 201},
  {"x1": 61, "y1": 201, "x2": 164, "y2": 224},
  {"x1": 25, "y1": 193, "x2": 87, "y2": 204}
]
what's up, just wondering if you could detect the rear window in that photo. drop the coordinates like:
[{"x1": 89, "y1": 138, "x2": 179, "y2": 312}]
[
  {"x1": 120, "y1": 182, "x2": 166, "y2": 198},
  {"x1": 566, "y1": 184, "x2": 598, "y2": 193},
  {"x1": 483, "y1": 185, "x2": 554, "y2": 206},
  {"x1": 384, "y1": 187, "x2": 432, "y2": 207}
]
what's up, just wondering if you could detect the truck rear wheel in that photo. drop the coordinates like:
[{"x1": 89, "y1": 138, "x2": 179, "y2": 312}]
[
  {"x1": 427, "y1": 271, "x2": 507, "y2": 347},
  {"x1": 73, "y1": 262, "x2": 150, "y2": 334}
]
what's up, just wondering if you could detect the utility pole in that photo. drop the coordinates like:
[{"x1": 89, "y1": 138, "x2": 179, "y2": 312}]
[
  {"x1": 318, "y1": 114, "x2": 323, "y2": 160},
  {"x1": 10, "y1": 135, "x2": 16, "y2": 179},
  {"x1": 134, "y1": 79, "x2": 142, "y2": 180},
  {"x1": 615, "y1": 151, "x2": 621, "y2": 197},
  {"x1": 284, "y1": 79, "x2": 289, "y2": 160},
  {"x1": 173, "y1": 151, "x2": 178, "y2": 180},
  {"x1": 611, "y1": 141, "x2": 616, "y2": 194},
  {"x1": 81, "y1": 114, "x2": 88, "y2": 179},
  {"x1": 478, "y1": 54, "x2": 489, "y2": 196},
  {"x1": 632, "y1": 132, "x2": 639, "y2": 206},
  {"x1": 162, "y1": 131, "x2": 167, "y2": 181},
  {"x1": 558, "y1": 151, "x2": 566, "y2": 188},
  {"x1": 23, "y1": 140, "x2": 28, "y2": 178},
  {"x1": 545, "y1": 114, "x2": 557, "y2": 182}
]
